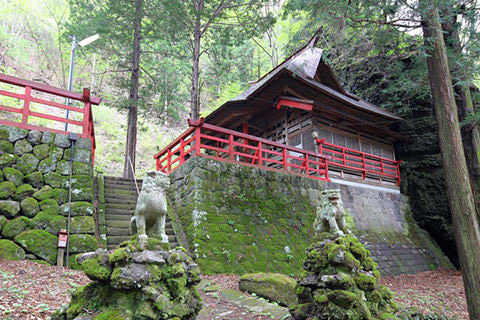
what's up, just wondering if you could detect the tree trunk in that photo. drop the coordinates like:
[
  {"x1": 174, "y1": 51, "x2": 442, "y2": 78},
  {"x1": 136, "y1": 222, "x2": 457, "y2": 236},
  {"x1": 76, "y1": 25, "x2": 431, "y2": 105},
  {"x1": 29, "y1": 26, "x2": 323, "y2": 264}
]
[
  {"x1": 420, "y1": 2, "x2": 480, "y2": 318},
  {"x1": 123, "y1": 0, "x2": 143, "y2": 179},
  {"x1": 190, "y1": 0, "x2": 203, "y2": 121},
  {"x1": 441, "y1": 10, "x2": 480, "y2": 216}
]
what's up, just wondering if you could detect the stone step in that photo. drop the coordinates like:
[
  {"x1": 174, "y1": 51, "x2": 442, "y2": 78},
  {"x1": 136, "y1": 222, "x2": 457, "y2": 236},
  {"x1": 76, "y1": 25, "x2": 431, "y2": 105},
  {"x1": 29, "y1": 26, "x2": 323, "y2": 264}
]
[
  {"x1": 104, "y1": 188, "x2": 138, "y2": 196},
  {"x1": 106, "y1": 227, "x2": 131, "y2": 236},
  {"x1": 106, "y1": 214, "x2": 133, "y2": 221},
  {"x1": 104, "y1": 183, "x2": 140, "y2": 190},
  {"x1": 106, "y1": 203, "x2": 136, "y2": 210},
  {"x1": 104, "y1": 176, "x2": 142, "y2": 184},
  {"x1": 106, "y1": 220, "x2": 130, "y2": 228},
  {"x1": 105, "y1": 208, "x2": 135, "y2": 216},
  {"x1": 105, "y1": 197, "x2": 138, "y2": 205}
]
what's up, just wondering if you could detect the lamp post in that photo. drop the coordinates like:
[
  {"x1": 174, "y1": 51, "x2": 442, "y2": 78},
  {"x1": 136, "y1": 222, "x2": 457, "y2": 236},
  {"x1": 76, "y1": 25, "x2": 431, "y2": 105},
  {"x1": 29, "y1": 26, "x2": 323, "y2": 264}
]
[{"x1": 64, "y1": 34, "x2": 100, "y2": 131}]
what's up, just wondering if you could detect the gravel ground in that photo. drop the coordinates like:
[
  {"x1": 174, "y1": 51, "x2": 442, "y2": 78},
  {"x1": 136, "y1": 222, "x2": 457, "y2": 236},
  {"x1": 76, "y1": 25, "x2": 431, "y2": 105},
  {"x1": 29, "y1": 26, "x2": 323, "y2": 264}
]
[{"x1": 0, "y1": 260, "x2": 469, "y2": 320}]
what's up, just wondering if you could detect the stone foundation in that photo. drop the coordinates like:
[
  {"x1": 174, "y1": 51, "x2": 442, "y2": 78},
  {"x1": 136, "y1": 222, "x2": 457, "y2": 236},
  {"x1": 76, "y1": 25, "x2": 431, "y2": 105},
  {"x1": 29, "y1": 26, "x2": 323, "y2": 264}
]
[{"x1": 0, "y1": 125, "x2": 97, "y2": 264}]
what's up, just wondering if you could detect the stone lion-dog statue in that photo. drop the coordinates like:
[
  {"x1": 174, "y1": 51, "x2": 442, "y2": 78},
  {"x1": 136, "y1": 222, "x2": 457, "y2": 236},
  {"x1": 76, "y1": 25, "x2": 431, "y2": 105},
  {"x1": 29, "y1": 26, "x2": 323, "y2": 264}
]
[
  {"x1": 131, "y1": 171, "x2": 170, "y2": 249},
  {"x1": 313, "y1": 189, "x2": 350, "y2": 236}
]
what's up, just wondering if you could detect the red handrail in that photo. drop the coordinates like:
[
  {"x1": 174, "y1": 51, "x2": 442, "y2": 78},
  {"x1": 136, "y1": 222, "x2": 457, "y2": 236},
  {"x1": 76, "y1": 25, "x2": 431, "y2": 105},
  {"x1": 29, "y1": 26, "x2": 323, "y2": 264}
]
[
  {"x1": 316, "y1": 138, "x2": 400, "y2": 185},
  {"x1": 0, "y1": 73, "x2": 101, "y2": 163},
  {"x1": 154, "y1": 119, "x2": 330, "y2": 181}
]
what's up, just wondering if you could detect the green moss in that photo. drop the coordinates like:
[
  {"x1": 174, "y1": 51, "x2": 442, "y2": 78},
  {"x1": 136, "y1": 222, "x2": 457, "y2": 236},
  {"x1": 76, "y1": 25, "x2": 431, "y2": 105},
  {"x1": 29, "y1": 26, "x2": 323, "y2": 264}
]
[
  {"x1": 60, "y1": 201, "x2": 94, "y2": 216},
  {"x1": 13, "y1": 184, "x2": 34, "y2": 201},
  {"x1": 0, "y1": 215, "x2": 6, "y2": 231},
  {"x1": 20, "y1": 197, "x2": 39, "y2": 217},
  {"x1": 24, "y1": 172, "x2": 44, "y2": 188},
  {"x1": 109, "y1": 247, "x2": 132, "y2": 264},
  {"x1": 44, "y1": 172, "x2": 64, "y2": 188},
  {"x1": 0, "y1": 200, "x2": 20, "y2": 218},
  {"x1": 2, "y1": 216, "x2": 30, "y2": 239},
  {"x1": 71, "y1": 216, "x2": 95, "y2": 234},
  {"x1": 239, "y1": 272, "x2": 297, "y2": 306},
  {"x1": 14, "y1": 139, "x2": 32, "y2": 155},
  {"x1": 3, "y1": 167, "x2": 24, "y2": 186},
  {"x1": 0, "y1": 140, "x2": 13, "y2": 155},
  {"x1": 0, "y1": 239, "x2": 26, "y2": 260},
  {"x1": 0, "y1": 153, "x2": 17, "y2": 169},
  {"x1": 354, "y1": 273, "x2": 377, "y2": 291},
  {"x1": 14, "y1": 229, "x2": 57, "y2": 264},
  {"x1": 0, "y1": 181, "x2": 16, "y2": 199},
  {"x1": 81, "y1": 258, "x2": 112, "y2": 281},
  {"x1": 93, "y1": 310, "x2": 128, "y2": 320},
  {"x1": 32, "y1": 144, "x2": 50, "y2": 160},
  {"x1": 31, "y1": 211, "x2": 66, "y2": 235},
  {"x1": 38, "y1": 158, "x2": 56, "y2": 173}
]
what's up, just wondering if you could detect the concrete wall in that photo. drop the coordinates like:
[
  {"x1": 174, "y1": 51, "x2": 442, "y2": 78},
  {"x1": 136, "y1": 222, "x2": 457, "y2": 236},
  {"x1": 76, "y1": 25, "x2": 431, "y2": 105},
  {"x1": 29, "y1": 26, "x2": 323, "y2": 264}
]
[
  {"x1": 168, "y1": 157, "x2": 451, "y2": 276},
  {"x1": 0, "y1": 125, "x2": 98, "y2": 265}
]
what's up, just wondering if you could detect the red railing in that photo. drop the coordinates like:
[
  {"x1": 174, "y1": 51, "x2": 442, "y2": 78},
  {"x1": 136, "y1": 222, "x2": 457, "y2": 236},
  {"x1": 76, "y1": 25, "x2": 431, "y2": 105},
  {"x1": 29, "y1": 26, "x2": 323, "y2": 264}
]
[
  {"x1": 0, "y1": 73, "x2": 101, "y2": 162},
  {"x1": 316, "y1": 138, "x2": 400, "y2": 185},
  {"x1": 154, "y1": 119, "x2": 330, "y2": 181}
]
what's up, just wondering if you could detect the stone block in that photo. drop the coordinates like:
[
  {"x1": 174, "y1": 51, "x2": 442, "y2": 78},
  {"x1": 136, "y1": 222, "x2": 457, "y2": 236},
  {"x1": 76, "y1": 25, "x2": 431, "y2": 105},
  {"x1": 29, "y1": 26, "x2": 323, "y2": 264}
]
[
  {"x1": 0, "y1": 181, "x2": 16, "y2": 199},
  {"x1": 0, "y1": 153, "x2": 17, "y2": 169},
  {"x1": 24, "y1": 172, "x2": 44, "y2": 188},
  {"x1": 13, "y1": 139, "x2": 33, "y2": 155},
  {"x1": 54, "y1": 133, "x2": 71, "y2": 148},
  {"x1": 39, "y1": 199, "x2": 60, "y2": 214},
  {"x1": 64, "y1": 148, "x2": 92, "y2": 164},
  {"x1": 56, "y1": 160, "x2": 71, "y2": 175},
  {"x1": 0, "y1": 140, "x2": 14, "y2": 155},
  {"x1": 27, "y1": 130, "x2": 42, "y2": 145},
  {"x1": 3, "y1": 167, "x2": 24, "y2": 186},
  {"x1": 38, "y1": 158, "x2": 56, "y2": 173},
  {"x1": 31, "y1": 211, "x2": 66, "y2": 235},
  {"x1": 33, "y1": 144, "x2": 50, "y2": 160},
  {"x1": 0, "y1": 239, "x2": 26, "y2": 260},
  {"x1": 44, "y1": 172, "x2": 64, "y2": 188},
  {"x1": 15, "y1": 153, "x2": 39, "y2": 174},
  {"x1": 33, "y1": 185, "x2": 54, "y2": 201},
  {"x1": 71, "y1": 216, "x2": 95, "y2": 234},
  {"x1": 2, "y1": 216, "x2": 30, "y2": 239},
  {"x1": 14, "y1": 229, "x2": 57, "y2": 264},
  {"x1": 41, "y1": 132, "x2": 55, "y2": 144},
  {"x1": 13, "y1": 184, "x2": 35, "y2": 201},
  {"x1": 239, "y1": 273, "x2": 297, "y2": 307},
  {"x1": 7, "y1": 127, "x2": 28, "y2": 142},
  {"x1": 20, "y1": 197, "x2": 39, "y2": 218},
  {"x1": 68, "y1": 234, "x2": 97, "y2": 253},
  {"x1": 59, "y1": 201, "x2": 94, "y2": 216}
]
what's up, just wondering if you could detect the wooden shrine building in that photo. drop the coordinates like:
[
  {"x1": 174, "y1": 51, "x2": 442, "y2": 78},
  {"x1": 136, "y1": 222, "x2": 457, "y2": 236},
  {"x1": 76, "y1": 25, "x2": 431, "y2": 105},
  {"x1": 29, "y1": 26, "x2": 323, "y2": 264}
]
[{"x1": 155, "y1": 36, "x2": 406, "y2": 188}]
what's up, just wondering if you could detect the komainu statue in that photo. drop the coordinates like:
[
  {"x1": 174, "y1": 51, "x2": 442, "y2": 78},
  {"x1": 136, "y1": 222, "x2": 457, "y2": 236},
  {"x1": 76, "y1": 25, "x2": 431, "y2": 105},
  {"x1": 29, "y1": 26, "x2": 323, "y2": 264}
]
[
  {"x1": 131, "y1": 171, "x2": 170, "y2": 249},
  {"x1": 313, "y1": 189, "x2": 349, "y2": 236}
]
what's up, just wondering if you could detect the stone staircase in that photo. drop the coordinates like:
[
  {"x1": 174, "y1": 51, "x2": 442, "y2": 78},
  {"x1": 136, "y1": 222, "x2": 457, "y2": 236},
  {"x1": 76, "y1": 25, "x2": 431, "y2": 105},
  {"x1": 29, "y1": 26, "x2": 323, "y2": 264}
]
[{"x1": 104, "y1": 176, "x2": 178, "y2": 250}]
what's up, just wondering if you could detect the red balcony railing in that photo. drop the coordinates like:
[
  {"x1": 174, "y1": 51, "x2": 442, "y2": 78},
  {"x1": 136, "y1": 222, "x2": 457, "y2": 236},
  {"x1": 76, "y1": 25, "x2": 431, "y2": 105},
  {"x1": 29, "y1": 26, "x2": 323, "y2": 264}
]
[
  {"x1": 154, "y1": 119, "x2": 330, "y2": 181},
  {"x1": 316, "y1": 138, "x2": 400, "y2": 185},
  {"x1": 0, "y1": 73, "x2": 101, "y2": 163}
]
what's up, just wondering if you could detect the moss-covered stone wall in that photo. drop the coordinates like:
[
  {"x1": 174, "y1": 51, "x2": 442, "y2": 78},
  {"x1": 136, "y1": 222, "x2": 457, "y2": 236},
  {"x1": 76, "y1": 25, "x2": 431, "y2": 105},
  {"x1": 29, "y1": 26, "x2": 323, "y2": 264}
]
[
  {"x1": 168, "y1": 157, "x2": 451, "y2": 276},
  {"x1": 0, "y1": 125, "x2": 98, "y2": 264}
]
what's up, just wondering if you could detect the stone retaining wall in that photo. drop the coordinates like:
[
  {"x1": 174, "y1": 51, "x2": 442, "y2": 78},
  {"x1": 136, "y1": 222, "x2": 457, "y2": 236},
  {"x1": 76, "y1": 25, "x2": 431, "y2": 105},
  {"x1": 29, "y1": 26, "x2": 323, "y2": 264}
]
[
  {"x1": 168, "y1": 157, "x2": 451, "y2": 276},
  {"x1": 0, "y1": 125, "x2": 98, "y2": 264}
]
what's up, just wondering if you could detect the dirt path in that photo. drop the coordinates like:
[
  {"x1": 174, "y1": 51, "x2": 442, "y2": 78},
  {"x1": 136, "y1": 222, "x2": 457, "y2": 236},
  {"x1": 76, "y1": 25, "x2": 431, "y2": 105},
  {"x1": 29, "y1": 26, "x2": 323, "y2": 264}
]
[{"x1": 0, "y1": 260, "x2": 469, "y2": 320}]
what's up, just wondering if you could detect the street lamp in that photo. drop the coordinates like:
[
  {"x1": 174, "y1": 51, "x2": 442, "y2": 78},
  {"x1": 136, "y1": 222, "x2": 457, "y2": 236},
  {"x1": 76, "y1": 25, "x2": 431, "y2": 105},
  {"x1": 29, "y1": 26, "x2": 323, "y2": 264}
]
[{"x1": 64, "y1": 34, "x2": 100, "y2": 131}]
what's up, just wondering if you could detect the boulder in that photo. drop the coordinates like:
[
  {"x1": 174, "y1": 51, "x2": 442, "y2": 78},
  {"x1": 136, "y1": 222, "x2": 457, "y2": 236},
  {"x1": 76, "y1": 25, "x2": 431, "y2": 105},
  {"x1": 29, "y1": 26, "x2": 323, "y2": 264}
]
[
  {"x1": 33, "y1": 185, "x2": 54, "y2": 201},
  {"x1": 31, "y1": 211, "x2": 66, "y2": 235},
  {"x1": 54, "y1": 134, "x2": 71, "y2": 148},
  {"x1": 14, "y1": 229, "x2": 57, "y2": 264},
  {"x1": 27, "y1": 130, "x2": 42, "y2": 145},
  {"x1": 60, "y1": 202, "x2": 94, "y2": 216},
  {"x1": 39, "y1": 199, "x2": 60, "y2": 214},
  {"x1": 0, "y1": 181, "x2": 16, "y2": 199},
  {"x1": 13, "y1": 184, "x2": 35, "y2": 201},
  {"x1": 0, "y1": 153, "x2": 17, "y2": 169},
  {"x1": 0, "y1": 215, "x2": 6, "y2": 231},
  {"x1": 7, "y1": 127, "x2": 28, "y2": 142},
  {"x1": 69, "y1": 234, "x2": 98, "y2": 253},
  {"x1": 32, "y1": 143, "x2": 50, "y2": 160},
  {"x1": 38, "y1": 158, "x2": 56, "y2": 174},
  {"x1": 64, "y1": 148, "x2": 92, "y2": 164},
  {"x1": 2, "y1": 217, "x2": 30, "y2": 239},
  {"x1": 0, "y1": 140, "x2": 14, "y2": 155},
  {"x1": 20, "y1": 197, "x2": 39, "y2": 218},
  {"x1": 44, "y1": 172, "x2": 64, "y2": 188},
  {"x1": 0, "y1": 200, "x2": 20, "y2": 218},
  {"x1": 41, "y1": 132, "x2": 55, "y2": 144},
  {"x1": 16, "y1": 153, "x2": 39, "y2": 174},
  {"x1": 70, "y1": 216, "x2": 95, "y2": 234},
  {"x1": 24, "y1": 172, "x2": 44, "y2": 188},
  {"x1": 53, "y1": 239, "x2": 202, "y2": 320},
  {"x1": 239, "y1": 273, "x2": 297, "y2": 307},
  {"x1": 0, "y1": 239, "x2": 26, "y2": 260},
  {"x1": 13, "y1": 139, "x2": 33, "y2": 155},
  {"x1": 3, "y1": 167, "x2": 24, "y2": 186}
]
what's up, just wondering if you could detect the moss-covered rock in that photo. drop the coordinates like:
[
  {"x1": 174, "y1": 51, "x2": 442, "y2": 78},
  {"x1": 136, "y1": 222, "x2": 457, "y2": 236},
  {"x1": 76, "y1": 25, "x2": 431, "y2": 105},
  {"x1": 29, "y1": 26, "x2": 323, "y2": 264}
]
[
  {"x1": 33, "y1": 143, "x2": 50, "y2": 160},
  {"x1": 44, "y1": 172, "x2": 64, "y2": 188},
  {"x1": 0, "y1": 215, "x2": 6, "y2": 231},
  {"x1": 0, "y1": 181, "x2": 16, "y2": 199},
  {"x1": 27, "y1": 130, "x2": 42, "y2": 145},
  {"x1": 13, "y1": 184, "x2": 35, "y2": 201},
  {"x1": 0, "y1": 239, "x2": 26, "y2": 260},
  {"x1": 0, "y1": 200, "x2": 20, "y2": 218},
  {"x1": 14, "y1": 139, "x2": 33, "y2": 155},
  {"x1": 20, "y1": 197, "x2": 39, "y2": 218},
  {"x1": 73, "y1": 161, "x2": 91, "y2": 175},
  {"x1": 33, "y1": 185, "x2": 54, "y2": 201},
  {"x1": 14, "y1": 229, "x2": 57, "y2": 264},
  {"x1": 71, "y1": 187, "x2": 92, "y2": 202},
  {"x1": 239, "y1": 273, "x2": 297, "y2": 307},
  {"x1": 63, "y1": 175, "x2": 92, "y2": 189},
  {"x1": 7, "y1": 127, "x2": 28, "y2": 142},
  {"x1": 290, "y1": 234, "x2": 397, "y2": 320},
  {"x1": 25, "y1": 171, "x2": 44, "y2": 188},
  {"x1": 39, "y1": 199, "x2": 60, "y2": 214},
  {"x1": 69, "y1": 234, "x2": 98, "y2": 253},
  {"x1": 64, "y1": 148, "x2": 92, "y2": 164},
  {"x1": 0, "y1": 167, "x2": 3, "y2": 182},
  {"x1": 3, "y1": 167, "x2": 24, "y2": 186},
  {"x1": 71, "y1": 216, "x2": 95, "y2": 234},
  {"x1": 0, "y1": 153, "x2": 17, "y2": 169},
  {"x1": 0, "y1": 140, "x2": 14, "y2": 155},
  {"x1": 60, "y1": 201, "x2": 94, "y2": 216},
  {"x1": 38, "y1": 158, "x2": 56, "y2": 173},
  {"x1": 31, "y1": 211, "x2": 66, "y2": 235},
  {"x1": 16, "y1": 153, "x2": 39, "y2": 174},
  {"x1": 56, "y1": 161, "x2": 72, "y2": 175},
  {"x1": 41, "y1": 132, "x2": 55, "y2": 144},
  {"x1": 52, "y1": 188, "x2": 68, "y2": 204},
  {"x1": 56, "y1": 241, "x2": 202, "y2": 320},
  {"x1": 2, "y1": 216, "x2": 30, "y2": 239}
]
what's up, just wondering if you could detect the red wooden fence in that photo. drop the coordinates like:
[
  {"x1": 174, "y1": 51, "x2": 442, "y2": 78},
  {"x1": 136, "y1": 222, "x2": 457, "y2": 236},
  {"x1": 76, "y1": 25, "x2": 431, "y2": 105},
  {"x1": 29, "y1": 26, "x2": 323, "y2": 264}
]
[
  {"x1": 0, "y1": 73, "x2": 101, "y2": 162},
  {"x1": 154, "y1": 119, "x2": 330, "y2": 181},
  {"x1": 316, "y1": 138, "x2": 401, "y2": 185}
]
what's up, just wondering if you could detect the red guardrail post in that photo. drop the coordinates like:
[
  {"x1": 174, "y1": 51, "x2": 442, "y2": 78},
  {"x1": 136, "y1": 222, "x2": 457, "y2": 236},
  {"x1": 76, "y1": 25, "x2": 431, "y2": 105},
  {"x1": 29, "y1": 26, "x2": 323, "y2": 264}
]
[
  {"x1": 362, "y1": 153, "x2": 366, "y2": 180},
  {"x1": 22, "y1": 86, "x2": 31, "y2": 124},
  {"x1": 82, "y1": 88, "x2": 91, "y2": 137},
  {"x1": 195, "y1": 127, "x2": 201, "y2": 156},
  {"x1": 228, "y1": 134, "x2": 233, "y2": 160},
  {"x1": 180, "y1": 138, "x2": 185, "y2": 165},
  {"x1": 258, "y1": 142, "x2": 262, "y2": 166},
  {"x1": 283, "y1": 148, "x2": 287, "y2": 171}
]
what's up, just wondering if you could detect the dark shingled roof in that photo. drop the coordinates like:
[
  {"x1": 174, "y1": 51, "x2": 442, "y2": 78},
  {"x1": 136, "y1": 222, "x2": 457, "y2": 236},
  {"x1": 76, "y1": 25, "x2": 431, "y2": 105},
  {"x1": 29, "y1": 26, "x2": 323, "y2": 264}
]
[{"x1": 209, "y1": 37, "x2": 402, "y2": 122}]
